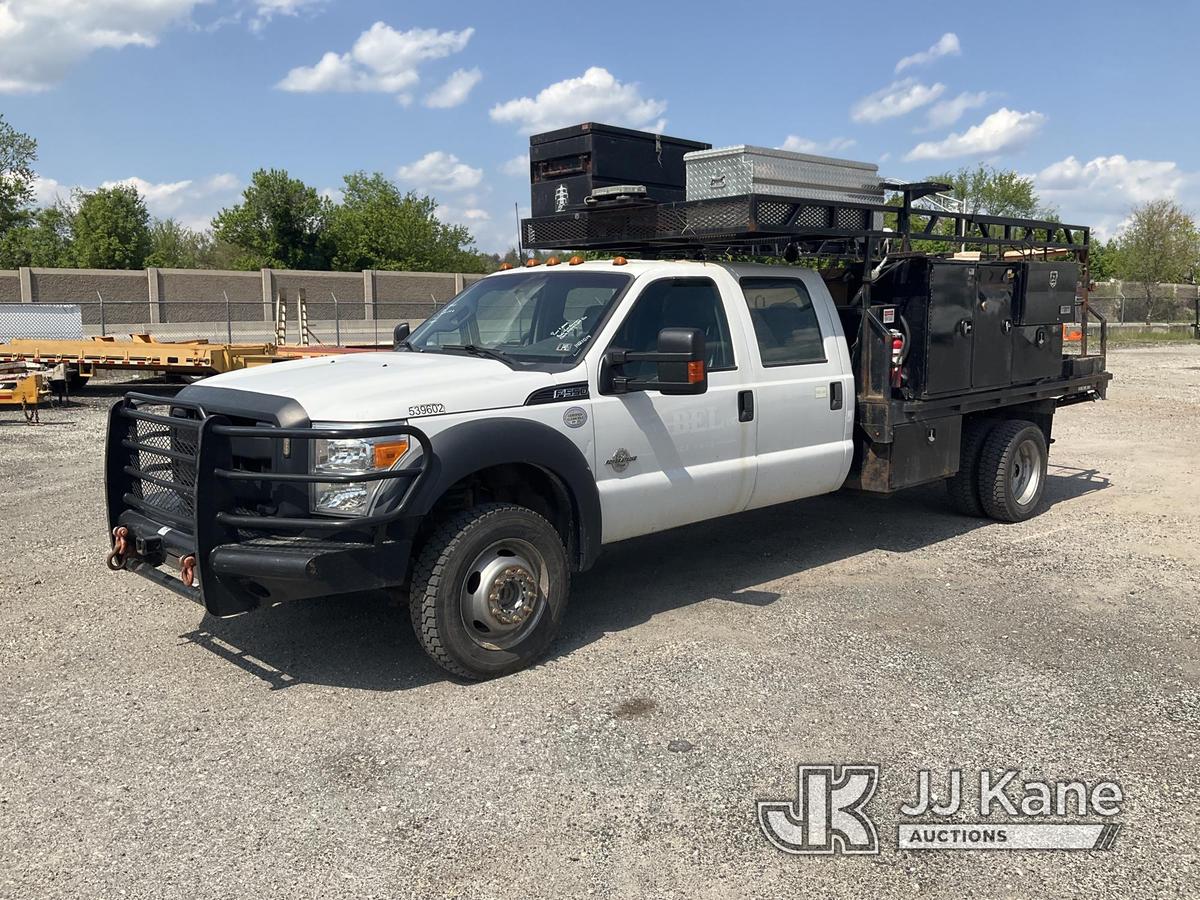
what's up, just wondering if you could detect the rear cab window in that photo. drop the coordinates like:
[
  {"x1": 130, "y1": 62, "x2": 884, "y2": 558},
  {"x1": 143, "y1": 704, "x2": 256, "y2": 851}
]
[{"x1": 739, "y1": 277, "x2": 826, "y2": 366}]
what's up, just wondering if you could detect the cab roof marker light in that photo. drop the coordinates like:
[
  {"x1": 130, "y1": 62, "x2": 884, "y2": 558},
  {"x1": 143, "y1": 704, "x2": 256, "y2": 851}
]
[
  {"x1": 545, "y1": 256, "x2": 561, "y2": 266},
  {"x1": 525, "y1": 258, "x2": 540, "y2": 267},
  {"x1": 568, "y1": 255, "x2": 585, "y2": 266},
  {"x1": 498, "y1": 262, "x2": 513, "y2": 270},
  {"x1": 613, "y1": 256, "x2": 628, "y2": 266}
]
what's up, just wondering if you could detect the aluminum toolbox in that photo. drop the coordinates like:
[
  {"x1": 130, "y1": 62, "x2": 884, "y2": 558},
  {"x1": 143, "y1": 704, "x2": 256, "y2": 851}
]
[
  {"x1": 529, "y1": 122, "x2": 709, "y2": 217},
  {"x1": 685, "y1": 145, "x2": 884, "y2": 204}
]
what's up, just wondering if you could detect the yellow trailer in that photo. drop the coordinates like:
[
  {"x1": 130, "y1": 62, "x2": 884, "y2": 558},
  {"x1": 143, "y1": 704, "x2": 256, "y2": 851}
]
[
  {"x1": 0, "y1": 369, "x2": 49, "y2": 423},
  {"x1": 0, "y1": 334, "x2": 277, "y2": 380}
]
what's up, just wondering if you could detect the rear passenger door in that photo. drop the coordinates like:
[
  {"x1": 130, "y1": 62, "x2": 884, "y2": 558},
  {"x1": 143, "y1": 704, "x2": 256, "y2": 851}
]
[
  {"x1": 735, "y1": 273, "x2": 854, "y2": 509},
  {"x1": 589, "y1": 276, "x2": 757, "y2": 543}
]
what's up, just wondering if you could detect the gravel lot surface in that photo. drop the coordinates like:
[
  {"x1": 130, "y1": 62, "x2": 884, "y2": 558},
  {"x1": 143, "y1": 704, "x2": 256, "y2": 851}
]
[{"x1": 2, "y1": 346, "x2": 1198, "y2": 899}]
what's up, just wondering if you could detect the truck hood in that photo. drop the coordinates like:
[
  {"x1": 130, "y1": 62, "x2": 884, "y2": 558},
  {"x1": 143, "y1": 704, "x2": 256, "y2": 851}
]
[{"x1": 189, "y1": 351, "x2": 559, "y2": 422}]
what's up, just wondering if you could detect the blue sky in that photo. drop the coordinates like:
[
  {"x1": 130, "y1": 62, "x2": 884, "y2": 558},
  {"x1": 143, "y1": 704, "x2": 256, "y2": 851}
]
[{"x1": 2, "y1": 0, "x2": 1197, "y2": 251}]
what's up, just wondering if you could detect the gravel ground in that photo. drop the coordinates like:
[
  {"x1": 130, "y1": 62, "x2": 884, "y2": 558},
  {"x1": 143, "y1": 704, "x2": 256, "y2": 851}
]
[{"x1": 1, "y1": 347, "x2": 1199, "y2": 899}]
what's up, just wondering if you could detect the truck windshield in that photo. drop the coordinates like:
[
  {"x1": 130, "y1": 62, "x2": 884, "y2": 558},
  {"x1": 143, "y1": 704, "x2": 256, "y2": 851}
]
[{"x1": 405, "y1": 270, "x2": 631, "y2": 365}]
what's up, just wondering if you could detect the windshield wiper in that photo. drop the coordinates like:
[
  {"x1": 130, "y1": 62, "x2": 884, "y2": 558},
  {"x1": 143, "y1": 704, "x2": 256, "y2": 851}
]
[{"x1": 440, "y1": 344, "x2": 511, "y2": 363}]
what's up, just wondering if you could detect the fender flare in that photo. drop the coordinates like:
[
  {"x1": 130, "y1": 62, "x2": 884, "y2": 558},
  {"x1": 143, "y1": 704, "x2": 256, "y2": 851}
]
[{"x1": 380, "y1": 417, "x2": 602, "y2": 571}]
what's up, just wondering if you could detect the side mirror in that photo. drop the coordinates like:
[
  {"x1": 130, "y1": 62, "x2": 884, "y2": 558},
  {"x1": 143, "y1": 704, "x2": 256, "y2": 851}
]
[
  {"x1": 604, "y1": 326, "x2": 707, "y2": 395},
  {"x1": 392, "y1": 321, "x2": 411, "y2": 351}
]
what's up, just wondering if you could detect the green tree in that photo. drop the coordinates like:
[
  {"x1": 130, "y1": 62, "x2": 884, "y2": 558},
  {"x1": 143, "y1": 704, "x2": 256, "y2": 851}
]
[
  {"x1": 932, "y1": 164, "x2": 1049, "y2": 218},
  {"x1": 0, "y1": 204, "x2": 73, "y2": 268},
  {"x1": 1117, "y1": 199, "x2": 1200, "y2": 322},
  {"x1": 71, "y1": 184, "x2": 151, "y2": 269},
  {"x1": 1087, "y1": 237, "x2": 1119, "y2": 282},
  {"x1": 145, "y1": 218, "x2": 215, "y2": 268},
  {"x1": 212, "y1": 169, "x2": 331, "y2": 270},
  {"x1": 0, "y1": 115, "x2": 37, "y2": 235},
  {"x1": 327, "y1": 171, "x2": 483, "y2": 273}
]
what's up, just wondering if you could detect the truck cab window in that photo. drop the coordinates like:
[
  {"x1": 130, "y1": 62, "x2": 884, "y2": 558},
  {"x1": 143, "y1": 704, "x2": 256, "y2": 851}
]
[
  {"x1": 610, "y1": 278, "x2": 735, "y2": 379},
  {"x1": 740, "y1": 277, "x2": 826, "y2": 366}
]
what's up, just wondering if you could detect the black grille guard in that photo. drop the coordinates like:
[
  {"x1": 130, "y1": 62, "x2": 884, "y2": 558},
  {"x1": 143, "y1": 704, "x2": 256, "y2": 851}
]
[{"x1": 105, "y1": 391, "x2": 433, "y2": 615}]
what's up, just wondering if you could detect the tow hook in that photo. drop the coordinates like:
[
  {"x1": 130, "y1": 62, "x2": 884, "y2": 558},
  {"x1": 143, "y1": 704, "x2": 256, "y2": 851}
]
[
  {"x1": 106, "y1": 526, "x2": 129, "y2": 571},
  {"x1": 179, "y1": 555, "x2": 197, "y2": 588}
]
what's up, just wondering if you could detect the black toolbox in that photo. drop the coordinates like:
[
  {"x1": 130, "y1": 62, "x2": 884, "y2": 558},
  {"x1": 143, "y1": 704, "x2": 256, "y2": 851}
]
[
  {"x1": 1016, "y1": 261, "x2": 1079, "y2": 325},
  {"x1": 874, "y1": 258, "x2": 1071, "y2": 398},
  {"x1": 529, "y1": 122, "x2": 709, "y2": 217}
]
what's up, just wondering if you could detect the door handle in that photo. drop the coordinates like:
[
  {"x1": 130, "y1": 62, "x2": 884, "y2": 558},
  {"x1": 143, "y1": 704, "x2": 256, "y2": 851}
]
[
  {"x1": 1002, "y1": 318, "x2": 1013, "y2": 335},
  {"x1": 738, "y1": 390, "x2": 754, "y2": 422},
  {"x1": 830, "y1": 381, "x2": 843, "y2": 411}
]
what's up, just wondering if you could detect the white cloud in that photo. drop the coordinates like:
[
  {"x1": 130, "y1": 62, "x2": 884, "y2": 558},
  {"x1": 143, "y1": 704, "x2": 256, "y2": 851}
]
[
  {"x1": 248, "y1": 0, "x2": 326, "y2": 31},
  {"x1": 101, "y1": 173, "x2": 242, "y2": 229},
  {"x1": 424, "y1": 67, "x2": 481, "y2": 109},
  {"x1": 500, "y1": 154, "x2": 530, "y2": 177},
  {"x1": 1033, "y1": 154, "x2": 1197, "y2": 238},
  {"x1": 396, "y1": 151, "x2": 483, "y2": 191},
  {"x1": 0, "y1": 0, "x2": 201, "y2": 93},
  {"x1": 29, "y1": 171, "x2": 241, "y2": 231},
  {"x1": 851, "y1": 79, "x2": 945, "y2": 124},
  {"x1": 904, "y1": 108, "x2": 1046, "y2": 161},
  {"x1": 895, "y1": 33, "x2": 961, "y2": 73},
  {"x1": 31, "y1": 175, "x2": 69, "y2": 207},
  {"x1": 923, "y1": 90, "x2": 992, "y2": 130},
  {"x1": 277, "y1": 22, "x2": 474, "y2": 103},
  {"x1": 490, "y1": 67, "x2": 667, "y2": 135},
  {"x1": 779, "y1": 136, "x2": 857, "y2": 156}
]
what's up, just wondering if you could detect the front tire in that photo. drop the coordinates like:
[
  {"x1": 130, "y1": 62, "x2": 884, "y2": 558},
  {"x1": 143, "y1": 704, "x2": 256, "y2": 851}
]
[
  {"x1": 409, "y1": 503, "x2": 569, "y2": 679},
  {"x1": 977, "y1": 420, "x2": 1048, "y2": 522}
]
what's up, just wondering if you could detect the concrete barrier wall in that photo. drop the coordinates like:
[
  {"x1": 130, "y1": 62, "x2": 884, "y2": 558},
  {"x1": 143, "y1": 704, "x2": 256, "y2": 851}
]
[
  {"x1": 0, "y1": 270, "x2": 19, "y2": 303},
  {"x1": 4, "y1": 266, "x2": 492, "y2": 344}
]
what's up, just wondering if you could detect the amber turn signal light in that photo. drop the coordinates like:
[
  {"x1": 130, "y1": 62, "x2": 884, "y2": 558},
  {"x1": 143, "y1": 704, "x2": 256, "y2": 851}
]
[
  {"x1": 373, "y1": 439, "x2": 409, "y2": 469},
  {"x1": 687, "y1": 361, "x2": 705, "y2": 383}
]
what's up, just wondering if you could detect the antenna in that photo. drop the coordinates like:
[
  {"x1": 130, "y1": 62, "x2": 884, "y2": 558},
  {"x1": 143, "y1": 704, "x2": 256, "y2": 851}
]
[{"x1": 515, "y1": 202, "x2": 522, "y2": 256}]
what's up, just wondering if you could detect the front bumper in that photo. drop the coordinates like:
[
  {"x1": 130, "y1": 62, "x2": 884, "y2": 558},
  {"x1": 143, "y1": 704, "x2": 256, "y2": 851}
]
[{"x1": 105, "y1": 392, "x2": 430, "y2": 616}]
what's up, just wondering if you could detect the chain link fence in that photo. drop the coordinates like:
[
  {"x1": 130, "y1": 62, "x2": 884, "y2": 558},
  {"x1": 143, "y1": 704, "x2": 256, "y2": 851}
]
[{"x1": 1087, "y1": 281, "x2": 1200, "y2": 324}]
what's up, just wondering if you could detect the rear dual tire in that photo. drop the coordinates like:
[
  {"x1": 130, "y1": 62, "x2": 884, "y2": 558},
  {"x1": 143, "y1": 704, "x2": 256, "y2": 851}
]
[{"x1": 948, "y1": 418, "x2": 1048, "y2": 523}]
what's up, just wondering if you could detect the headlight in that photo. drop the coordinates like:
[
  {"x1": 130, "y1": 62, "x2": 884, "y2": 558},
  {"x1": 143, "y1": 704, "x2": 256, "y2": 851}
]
[{"x1": 311, "y1": 431, "x2": 410, "y2": 516}]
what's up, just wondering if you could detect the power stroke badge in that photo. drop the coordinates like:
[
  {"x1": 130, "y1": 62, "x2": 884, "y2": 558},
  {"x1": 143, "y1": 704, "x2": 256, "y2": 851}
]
[{"x1": 759, "y1": 765, "x2": 1124, "y2": 855}]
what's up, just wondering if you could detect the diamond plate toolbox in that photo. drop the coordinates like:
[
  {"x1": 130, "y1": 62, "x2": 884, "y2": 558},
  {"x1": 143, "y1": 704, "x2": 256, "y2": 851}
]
[{"x1": 684, "y1": 145, "x2": 884, "y2": 204}]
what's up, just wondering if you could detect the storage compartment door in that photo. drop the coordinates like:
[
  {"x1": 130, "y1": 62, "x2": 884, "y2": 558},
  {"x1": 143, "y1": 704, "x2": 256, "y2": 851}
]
[
  {"x1": 972, "y1": 266, "x2": 1014, "y2": 389},
  {"x1": 920, "y1": 263, "x2": 974, "y2": 397},
  {"x1": 1011, "y1": 324, "x2": 1063, "y2": 383}
]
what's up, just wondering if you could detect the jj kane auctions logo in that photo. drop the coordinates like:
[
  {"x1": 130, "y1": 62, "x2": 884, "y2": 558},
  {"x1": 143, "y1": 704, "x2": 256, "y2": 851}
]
[{"x1": 759, "y1": 765, "x2": 1123, "y2": 854}]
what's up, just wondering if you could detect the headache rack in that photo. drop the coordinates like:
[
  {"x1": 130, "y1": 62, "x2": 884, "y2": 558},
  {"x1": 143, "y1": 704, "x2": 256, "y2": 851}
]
[{"x1": 521, "y1": 183, "x2": 1109, "y2": 430}]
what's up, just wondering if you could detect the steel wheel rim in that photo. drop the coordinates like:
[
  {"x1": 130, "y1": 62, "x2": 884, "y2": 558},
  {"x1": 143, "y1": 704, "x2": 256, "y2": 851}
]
[
  {"x1": 459, "y1": 538, "x2": 548, "y2": 651},
  {"x1": 1012, "y1": 439, "x2": 1043, "y2": 506}
]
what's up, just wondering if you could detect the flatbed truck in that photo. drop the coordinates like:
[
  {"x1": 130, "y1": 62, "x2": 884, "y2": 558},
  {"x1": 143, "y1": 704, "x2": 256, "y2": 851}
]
[{"x1": 102, "y1": 148, "x2": 1110, "y2": 679}]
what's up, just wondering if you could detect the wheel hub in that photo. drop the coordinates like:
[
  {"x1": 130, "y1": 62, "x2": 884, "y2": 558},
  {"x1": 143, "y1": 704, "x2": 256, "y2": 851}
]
[
  {"x1": 461, "y1": 539, "x2": 548, "y2": 650},
  {"x1": 487, "y1": 564, "x2": 538, "y2": 626}
]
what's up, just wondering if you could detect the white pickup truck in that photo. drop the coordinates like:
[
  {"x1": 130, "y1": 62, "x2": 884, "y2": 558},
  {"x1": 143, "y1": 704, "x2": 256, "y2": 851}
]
[{"x1": 104, "y1": 252, "x2": 1110, "y2": 679}]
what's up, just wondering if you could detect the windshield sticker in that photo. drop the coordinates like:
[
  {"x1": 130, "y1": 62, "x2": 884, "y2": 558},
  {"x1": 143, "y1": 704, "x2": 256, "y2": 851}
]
[
  {"x1": 556, "y1": 342, "x2": 574, "y2": 352},
  {"x1": 552, "y1": 317, "x2": 587, "y2": 339}
]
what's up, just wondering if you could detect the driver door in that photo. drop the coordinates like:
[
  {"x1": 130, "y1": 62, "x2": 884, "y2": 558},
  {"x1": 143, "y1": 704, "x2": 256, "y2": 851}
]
[{"x1": 588, "y1": 276, "x2": 757, "y2": 543}]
